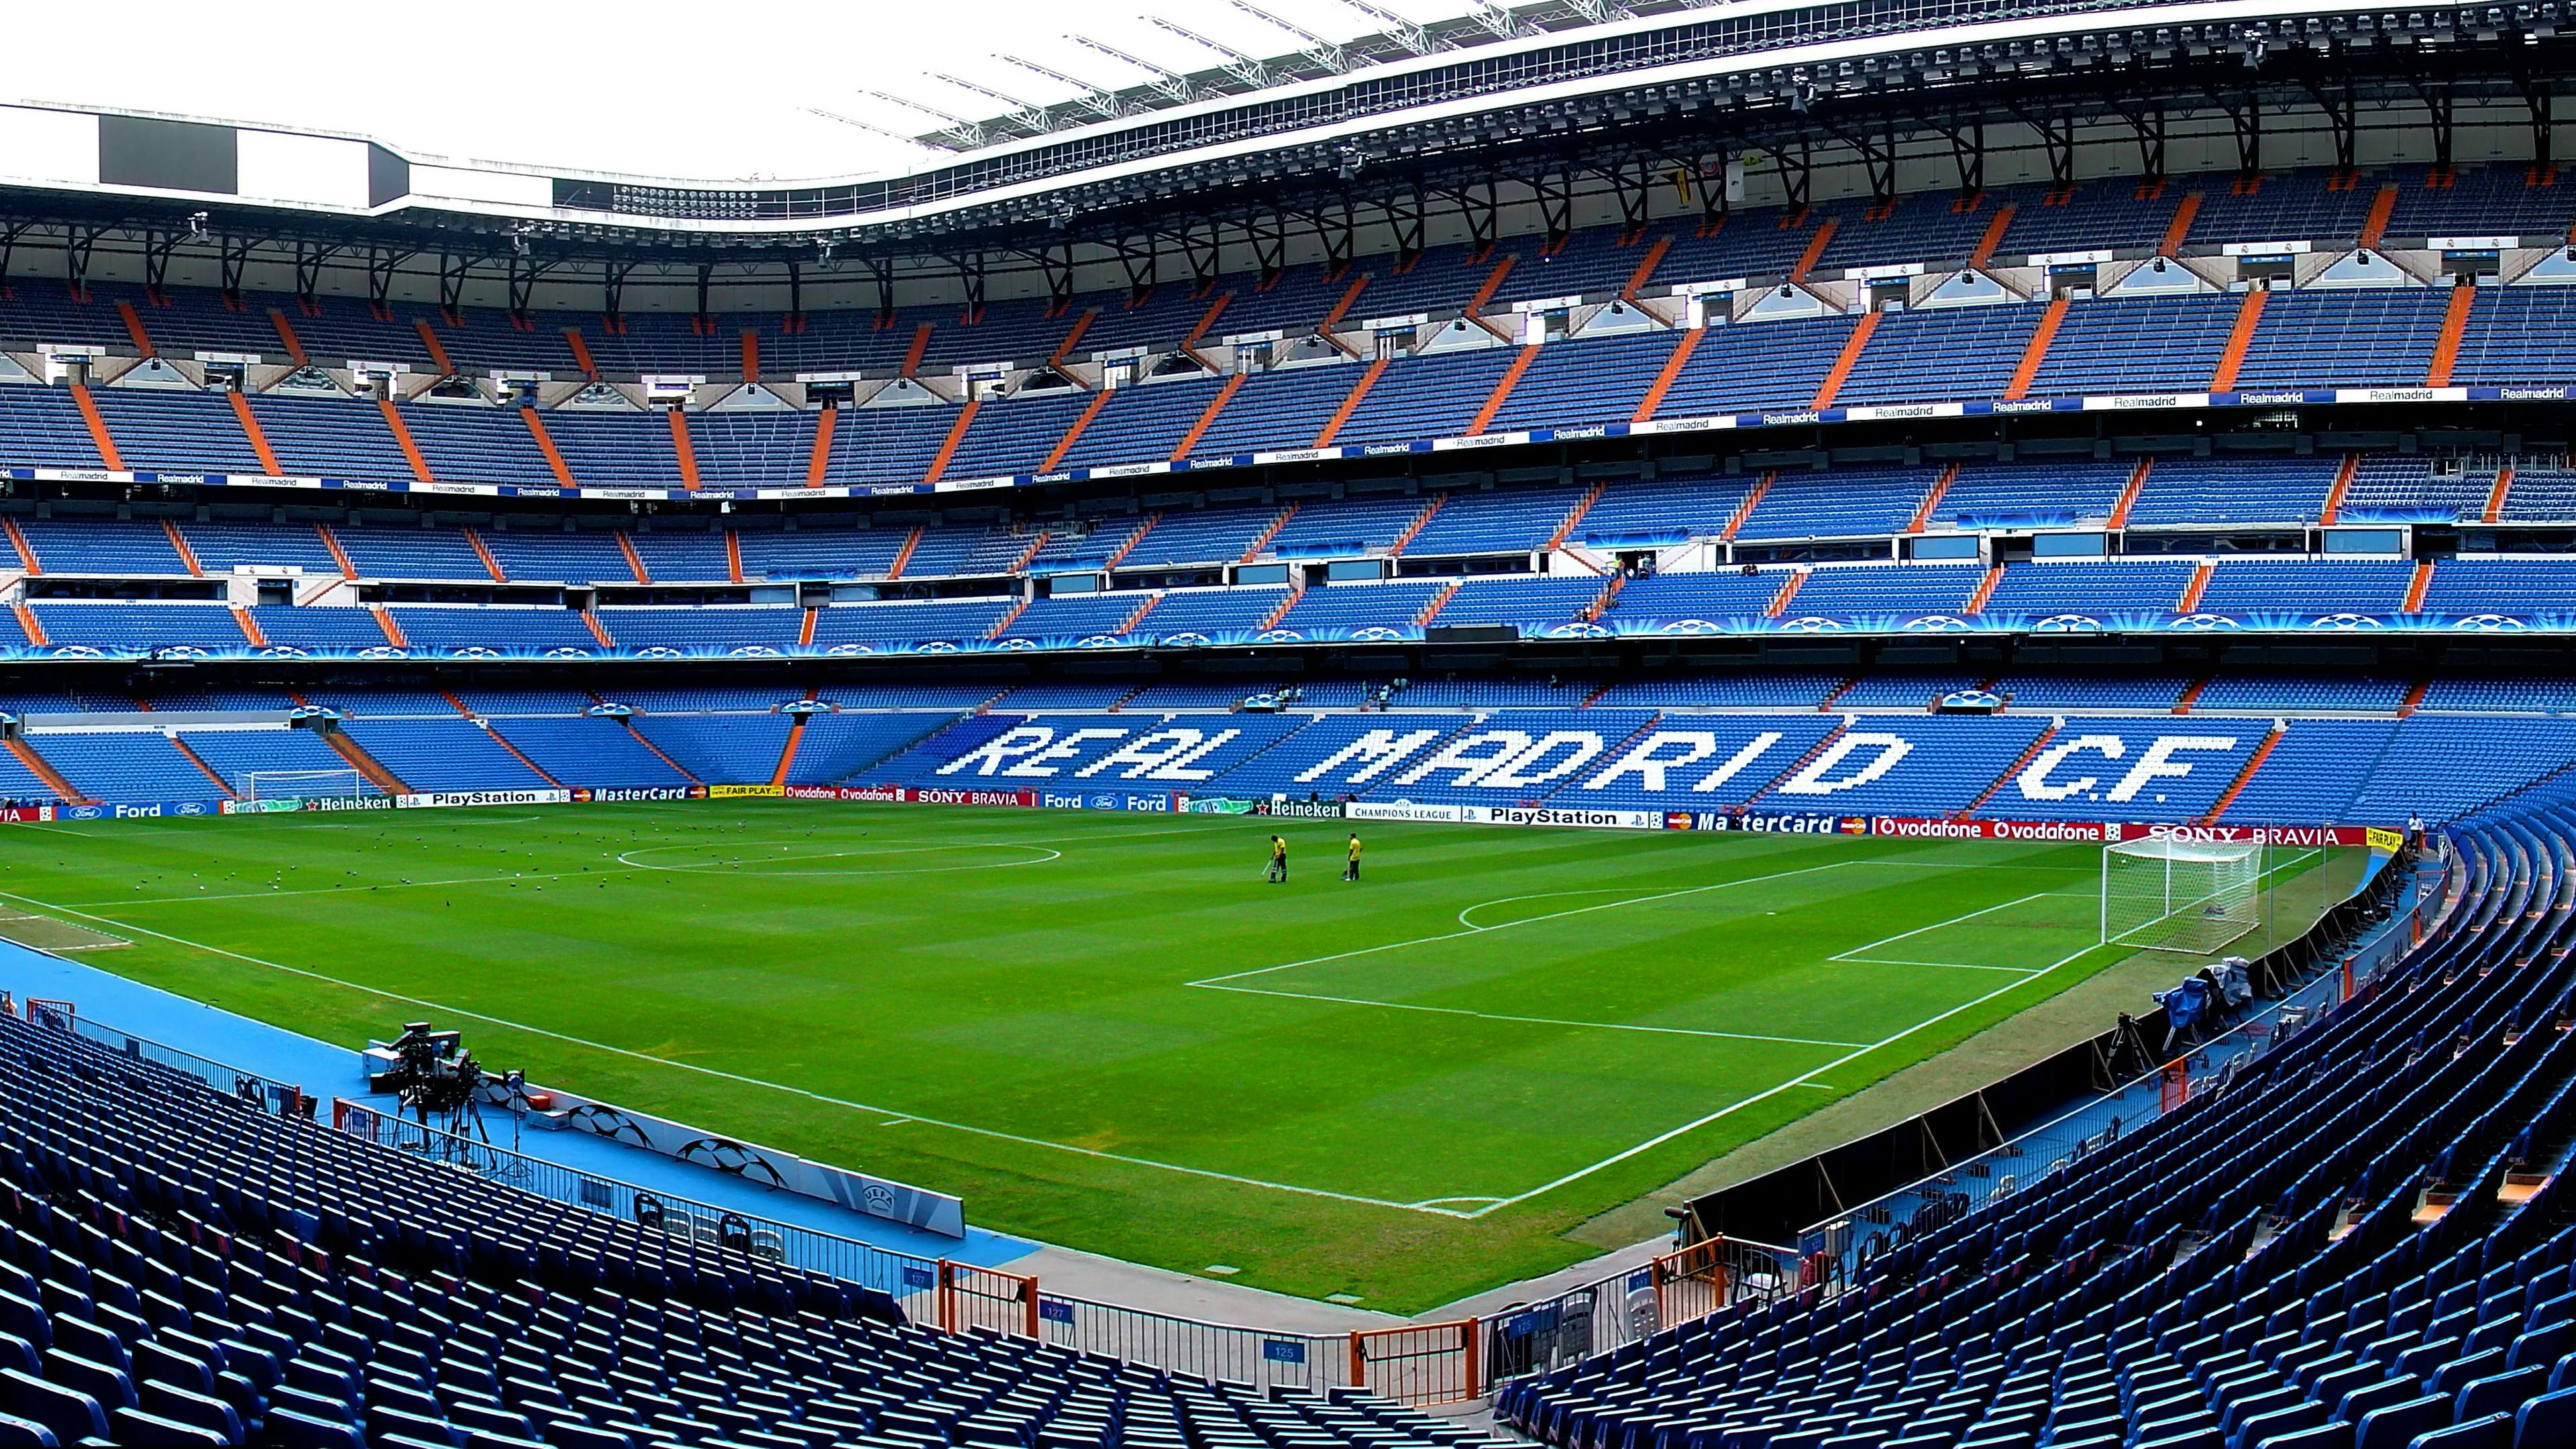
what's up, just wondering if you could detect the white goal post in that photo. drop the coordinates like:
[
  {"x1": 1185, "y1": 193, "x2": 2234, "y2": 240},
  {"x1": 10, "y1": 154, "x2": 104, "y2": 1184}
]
[
  {"x1": 2101, "y1": 838, "x2": 2263, "y2": 954},
  {"x1": 240, "y1": 769, "x2": 373, "y2": 804}
]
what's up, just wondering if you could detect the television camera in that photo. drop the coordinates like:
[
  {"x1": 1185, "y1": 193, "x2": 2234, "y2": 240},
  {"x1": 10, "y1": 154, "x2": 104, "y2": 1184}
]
[
  {"x1": 369, "y1": 1023, "x2": 531, "y2": 1168},
  {"x1": 372, "y1": 1022, "x2": 486, "y2": 1122}
]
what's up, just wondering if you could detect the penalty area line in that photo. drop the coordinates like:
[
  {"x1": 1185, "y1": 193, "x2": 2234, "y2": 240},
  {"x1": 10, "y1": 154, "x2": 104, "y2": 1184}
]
[
  {"x1": 1197, "y1": 982, "x2": 1868, "y2": 1049},
  {"x1": 1189, "y1": 859, "x2": 1864, "y2": 988},
  {"x1": 0, "y1": 888, "x2": 1474, "y2": 1220},
  {"x1": 1459, "y1": 941, "x2": 2104, "y2": 1218},
  {"x1": 1828, "y1": 890, "x2": 2077, "y2": 965}
]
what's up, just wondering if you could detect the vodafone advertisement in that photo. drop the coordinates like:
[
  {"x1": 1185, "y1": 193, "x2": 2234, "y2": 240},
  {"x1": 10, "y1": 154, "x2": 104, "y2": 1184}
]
[
  {"x1": 786, "y1": 784, "x2": 1042, "y2": 808},
  {"x1": 1853, "y1": 817, "x2": 2380, "y2": 847}
]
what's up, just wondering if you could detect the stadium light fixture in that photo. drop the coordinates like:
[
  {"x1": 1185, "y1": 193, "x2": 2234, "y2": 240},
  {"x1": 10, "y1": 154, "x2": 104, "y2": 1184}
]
[
  {"x1": 1000, "y1": 55, "x2": 1138, "y2": 119},
  {"x1": 1067, "y1": 36, "x2": 1207, "y2": 105},
  {"x1": 1465, "y1": 1, "x2": 1542, "y2": 40},
  {"x1": 862, "y1": 91, "x2": 989, "y2": 150},
  {"x1": 1230, "y1": 1, "x2": 1353, "y2": 74},
  {"x1": 1148, "y1": 17, "x2": 1273, "y2": 90},
  {"x1": 1332, "y1": 1, "x2": 1446, "y2": 56},
  {"x1": 806, "y1": 105, "x2": 953, "y2": 152},
  {"x1": 929, "y1": 72, "x2": 1055, "y2": 136}
]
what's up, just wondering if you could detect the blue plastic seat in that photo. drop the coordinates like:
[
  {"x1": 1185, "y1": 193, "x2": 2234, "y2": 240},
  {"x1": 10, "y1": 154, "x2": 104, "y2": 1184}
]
[
  {"x1": 136, "y1": 1341, "x2": 219, "y2": 1399},
  {"x1": 2434, "y1": 1350, "x2": 2510, "y2": 1397},
  {"x1": 0, "y1": 1298, "x2": 45, "y2": 1353},
  {"x1": 2510, "y1": 1324, "x2": 2571, "y2": 1375},
  {"x1": 284, "y1": 1358, "x2": 358, "y2": 1403},
  {"x1": 2342, "y1": 1381, "x2": 2426, "y2": 1428},
  {"x1": 264, "y1": 1406, "x2": 366, "y2": 1449},
  {"x1": 2246, "y1": 1426, "x2": 2351, "y2": 1449},
  {"x1": 138, "y1": 1380, "x2": 239, "y2": 1443},
  {"x1": 2233, "y1": 1402, "x2": 2328, "y2": 1449},
  {"x1": 38, "y1": 1350, "x2": 133, "y2": 1414},
  {"x1": 448, "y1": 1398, "x2": 537, "y2": 1438},
  {"x1": 2456, "y1": 1366, "x2": 2548, "y2": 1422},
  {"x1": 0, "y1": 1371, "x2": 102, "y2": 1448},
  {"x1": 2402, "y1": 1414, "x2": 2511, "y2": 1448},
  {"x1": 368, "y1": 1403, "x2": 464, "y2": 1446},
  {"x1": 2355, "y1": 1397, "x2": 2451, "y2": 1449},
  {"x1": 40, "y1": 1323, "x2": 117, "y2": 1379},
  {"x1": 2519, "y1": 1387, "x2": 2576, "y2": 1445},
  {"x1": 269, "y1": 1382, "x2": 356, "y2": 1426},
  {"x1": 107, "y1": 1405, "x2": 227, "y2": 1446}
]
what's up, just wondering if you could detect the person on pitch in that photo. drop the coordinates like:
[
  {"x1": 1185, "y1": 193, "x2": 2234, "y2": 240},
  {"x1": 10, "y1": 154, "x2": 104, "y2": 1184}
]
[
  {"x1": 1267, "y1": 834, "x2": 1289, "y2": 883},
  {"x1": 1344, "y1": 833, "x2": 1362, "y2": 882}
]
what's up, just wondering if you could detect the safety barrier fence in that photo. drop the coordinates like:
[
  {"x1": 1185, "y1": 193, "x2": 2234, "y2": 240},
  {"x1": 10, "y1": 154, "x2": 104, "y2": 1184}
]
[
  {"x1": 331, "y1": 1098, "x2": 1495, "y2": 1396},
  {"x1": 1483, "y1": 1234, "x2": 1806, "y2": 1385},
  {"x1": 36, "y1": 998, "x2": 306, "y2": 1116}
]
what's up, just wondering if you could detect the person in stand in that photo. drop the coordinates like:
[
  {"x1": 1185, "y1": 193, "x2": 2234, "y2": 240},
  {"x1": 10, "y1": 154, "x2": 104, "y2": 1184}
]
[
  {"x1": 1343, "y1": 833, "x2": 1363, "y2": 883},
  {"x1": 1266, "y1": 835, "x2": 1289, "y2": 884}
]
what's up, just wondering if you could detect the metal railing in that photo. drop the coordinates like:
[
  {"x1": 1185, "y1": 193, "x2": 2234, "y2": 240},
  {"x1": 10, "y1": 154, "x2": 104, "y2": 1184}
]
[
  {"x1": 331, "y1": 1100, "x2": 1393, "y2": 1392},
  {"x1": 1485, "y1": 1234, "x2": 1806, "y2": 1385},
  {"x1": 1352, "y1": 1320, "x2": 1482, "y2": 1407},
  {"x1": 1030, "y1": 1293, "x2": 1349, "y2": 1391},
  {"x1": 333, "y1": 1099, "x2": 945, "y2": 1299},
  {"x1": 49, "y1": 1004, "x2": 306, "y2": 1116}
]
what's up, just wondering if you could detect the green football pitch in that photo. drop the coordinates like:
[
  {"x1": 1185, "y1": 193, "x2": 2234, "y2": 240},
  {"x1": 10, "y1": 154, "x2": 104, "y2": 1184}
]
[{"x1": 0, "y1": 802, "x2": 2351, "y2": 1311}]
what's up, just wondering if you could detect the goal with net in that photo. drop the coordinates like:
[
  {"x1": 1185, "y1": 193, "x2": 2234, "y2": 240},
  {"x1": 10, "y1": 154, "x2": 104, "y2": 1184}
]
[
  {"x1": 240, "y1": 769, "x2": 374, "y2": 805},
  {"x1": 2101, "y1": 838, "x2": 2263, "y2": 954}
]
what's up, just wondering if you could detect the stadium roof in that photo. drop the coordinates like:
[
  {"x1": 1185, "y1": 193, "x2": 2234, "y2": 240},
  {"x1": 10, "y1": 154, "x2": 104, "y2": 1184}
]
[{"x1": 5, "y1": 0, "x2": 2569, "y2": 303}]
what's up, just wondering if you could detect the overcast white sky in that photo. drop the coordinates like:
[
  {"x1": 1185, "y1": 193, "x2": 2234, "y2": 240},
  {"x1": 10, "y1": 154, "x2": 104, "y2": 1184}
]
[{"x1": 5, "y1": 0, "x2": 1475, "y2": 182}]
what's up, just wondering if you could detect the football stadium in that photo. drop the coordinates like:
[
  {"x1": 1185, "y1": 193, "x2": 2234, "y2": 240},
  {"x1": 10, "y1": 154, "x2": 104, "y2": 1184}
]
[{"x1": 0, "y1": 0, "x2": 2571, "y2": 1443}]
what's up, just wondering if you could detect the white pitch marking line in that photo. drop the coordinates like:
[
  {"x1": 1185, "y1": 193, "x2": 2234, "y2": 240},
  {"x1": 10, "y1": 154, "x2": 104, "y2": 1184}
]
[
  {"x1": 1460, "y1": 941, "x2": 2105, "y2": 1217},
  {"x1": 0, "y1": 889, "x2": 1466, "y2": 1218},
  {"x1": 1829, "y1": 891, "x2": 2061, "y2": 962},
  {"x1": 614, "y1": 841, "x2": 1062, "y2": 875},
  {"x1": 1456, "y1": 890, "x2": 1633, "y2": 930},
  {"x1": 59, "y1": 869, "x2": 655, "y2": 909},
  {"x1": 1197, "y1": 983, "x2": 1869, "y2": 1049},
  {"x1": 1829, "y1": 886, "x2": 2098, "y2": 971},
  {"x1": 1835, "y1": 957, "x2": 2050, "y2": 974},
  {"x1": 1189, "y1": 859, "x2": 1866, "y2": 988},
  {"x1": 53, "y1": 820, "x2": 1206, "y2": 908}
]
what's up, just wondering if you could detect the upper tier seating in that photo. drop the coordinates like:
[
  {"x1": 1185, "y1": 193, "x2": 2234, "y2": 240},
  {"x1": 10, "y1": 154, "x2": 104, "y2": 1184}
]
[{"x1": 0, "y1": 168, "x2": 2563, "y2": 393}]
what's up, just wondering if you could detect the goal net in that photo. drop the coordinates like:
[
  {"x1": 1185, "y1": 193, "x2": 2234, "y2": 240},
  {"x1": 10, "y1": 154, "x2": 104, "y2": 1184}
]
[
  {"x1": 241, "y1": 769, "x2": 373, "y2": 804},
  {"x1": 2102, "y1": 839, "x2": 2263, "y2": 954}
]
